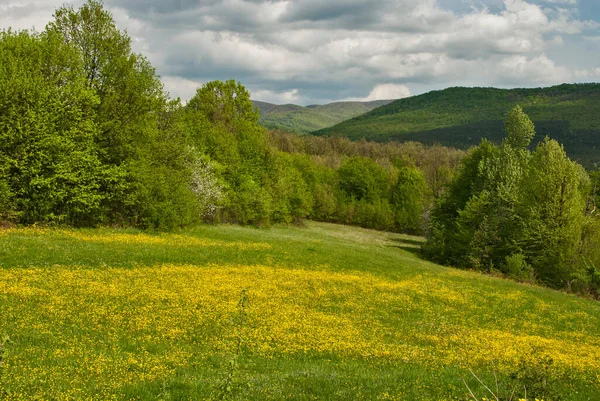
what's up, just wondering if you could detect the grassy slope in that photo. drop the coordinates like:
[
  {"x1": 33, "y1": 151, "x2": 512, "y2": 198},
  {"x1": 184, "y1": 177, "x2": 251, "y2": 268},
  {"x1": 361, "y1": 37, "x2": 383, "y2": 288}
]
[
  {"x1": 253, "y1": 100, "x2": 392, "y2": 134},
  {"x1": 314, "y1": 84, "x2": 600, "y2": 168},
  {"x1": 1, "y1": 222, "x2": 600, "y2": 400}
]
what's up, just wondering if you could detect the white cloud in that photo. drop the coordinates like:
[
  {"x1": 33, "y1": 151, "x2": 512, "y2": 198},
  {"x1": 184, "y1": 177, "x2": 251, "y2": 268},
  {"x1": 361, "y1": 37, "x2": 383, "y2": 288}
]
[
  {"x1": 161, "y1": 76, "x2": 204, "y2": 103},
  {"x1": 0, "y1": 0, "x2": 85, "y2": 31},
  {"x1": 347, "y1": 84, "x2": 412, "y2": 101},
  {"x1": 540, "y1": 0, "x2": 577, "y2": 4},
  {"x1": 574, "y1": 67, "x2": 600, "y2": 79},
  {"x1": 496, "y1": 53, "x2": 571, "y2": 83},
  {"x1": 251, "y1": 88, "x2": 302, "y2": 104}
]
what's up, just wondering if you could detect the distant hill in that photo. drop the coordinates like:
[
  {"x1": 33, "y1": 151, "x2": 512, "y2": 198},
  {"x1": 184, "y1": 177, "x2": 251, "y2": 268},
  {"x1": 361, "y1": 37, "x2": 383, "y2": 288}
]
[
  {"x1": 313, "y1": 84, "x2": 600, "y2": 169},
  {"x1": 252, "y1": 99, "x2": 393, "y2": 134}
]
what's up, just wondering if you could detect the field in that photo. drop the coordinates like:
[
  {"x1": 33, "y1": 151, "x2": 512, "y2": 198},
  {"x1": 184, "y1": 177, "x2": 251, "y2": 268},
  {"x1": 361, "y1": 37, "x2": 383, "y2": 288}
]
[{"x1": 1, "y1": 223, "x2": 600, "y2": 400}]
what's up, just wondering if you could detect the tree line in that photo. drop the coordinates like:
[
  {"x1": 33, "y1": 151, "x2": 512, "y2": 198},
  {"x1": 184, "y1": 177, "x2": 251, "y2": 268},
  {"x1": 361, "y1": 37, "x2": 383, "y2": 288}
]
[
  {"x1": 424, "y1": 106, "x2": 600, "y2": 296},
  {"x1": 0, "y1": 0, "x2": 461, "y2": 234},
  {"x1": 1, "y1": 1, "x2": 598, "y2": 296}
]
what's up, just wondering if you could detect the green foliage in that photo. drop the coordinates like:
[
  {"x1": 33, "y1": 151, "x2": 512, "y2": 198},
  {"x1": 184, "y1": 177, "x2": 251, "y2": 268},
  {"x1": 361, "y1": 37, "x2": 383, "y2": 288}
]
[
  {"x1": 504, "y1": 253, "x2": 534, "y2": 282},
  {"x1": 505, "y1": 105, "x2": 535, "y2": 150},
  {"x1": 390, "y1": 166, "x2": 429, "y2": 234},
  {"x1": 424, "y1": 141, "x2": 498, "y2": 265},
  {"x1": 47, "y1": 0, "x2": 165, "y2": 165},
  {"x1": 312, "y1": 183, "x2": 338, "y2": 220},
  {"x1": 518, "y1": 138, "x2": 587, "y2": 286},
  {"x1": 224, "y1": 174, "x2": 272, "y2": 226},
  {"x1": 426, "y1": 109, "x2": 594, "y2": 293},
  {"x1": 589, "y1": 169, "x2": 600, "y2": 215},
  {"x1": 0, "y1": 29, "x2": 108, "y2": 225},
  {"x1": 338, "y1": 157, "x2": 390, "y2": 202},
  {"x1": 0, "y1": 1, "x2": 200, "y2": 229},
  {"x1": 0, "y1": 171, "x2": 16, "y2": 223},
  {"x1": 315, "y1": 84, "x2": 600, "y2": 169},
  {"x1": 253, "y1": 100, "x2": 391, "y2": 134},
  {"x1": 269, "y1": 154, "x2": 314, "y2": 224},
  {"x1": 0, "y1": 0, "x2": 466, "y2": 235},
  {"x1": 580, "y1": 219, "x2": 600, "y2": 293},
  {"x1": 45, "y1": 0, "x2": 197, "y2": 229},
  {"x1": 511, "y1": 354, "x2": 564, "y2": 401},
  {"x1": 184, "y1": 80, "x2": 278, "y2": 226}
]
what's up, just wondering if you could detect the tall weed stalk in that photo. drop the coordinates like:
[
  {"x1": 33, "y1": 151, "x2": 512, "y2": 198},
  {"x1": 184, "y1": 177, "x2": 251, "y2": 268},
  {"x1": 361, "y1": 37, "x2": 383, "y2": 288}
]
[{"x1": 214, "y1": 289, "x2": 249, "y2": 401}]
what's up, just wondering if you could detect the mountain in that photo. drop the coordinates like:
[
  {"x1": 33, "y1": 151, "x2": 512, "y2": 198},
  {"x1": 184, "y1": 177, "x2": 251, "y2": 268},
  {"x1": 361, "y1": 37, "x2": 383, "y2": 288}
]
[
  {"x1": 252, "y1": 99, "x2": 393, "y2": 134},
  {"x1": 313, "y1": 84, "x2": 600, "y2": 169}
]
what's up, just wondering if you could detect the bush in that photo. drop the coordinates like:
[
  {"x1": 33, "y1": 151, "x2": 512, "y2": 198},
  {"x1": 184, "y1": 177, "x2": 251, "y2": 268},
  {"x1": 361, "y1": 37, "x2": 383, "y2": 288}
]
[{"x1": 504, "y1": 253, "x2": 535, "y2": 282}]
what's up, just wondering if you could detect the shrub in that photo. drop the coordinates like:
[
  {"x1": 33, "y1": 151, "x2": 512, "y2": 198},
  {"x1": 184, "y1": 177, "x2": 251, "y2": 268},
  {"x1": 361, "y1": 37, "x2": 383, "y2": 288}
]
[{"x1": 504, "y1": 253, "x2": 535, "y2": 283}]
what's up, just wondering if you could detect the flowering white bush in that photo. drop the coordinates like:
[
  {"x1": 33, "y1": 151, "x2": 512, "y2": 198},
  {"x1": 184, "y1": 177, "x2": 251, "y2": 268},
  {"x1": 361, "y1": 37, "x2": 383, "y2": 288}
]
[{"x1": 189, "y1": 156, "x2": 225, "y2": 220}]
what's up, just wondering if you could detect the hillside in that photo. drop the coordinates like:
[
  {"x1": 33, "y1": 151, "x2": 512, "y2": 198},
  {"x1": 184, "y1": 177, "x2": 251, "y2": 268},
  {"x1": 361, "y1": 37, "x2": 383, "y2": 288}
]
[
  {"x1": 252, "y1": 99, "x2": 392, "y2": 134},
  {"x1": 314, "y1": 84, "x2": 600, "y2": 168},
  {"x1": 1, "y1": 223, "x2": 600, "y2": 400}
]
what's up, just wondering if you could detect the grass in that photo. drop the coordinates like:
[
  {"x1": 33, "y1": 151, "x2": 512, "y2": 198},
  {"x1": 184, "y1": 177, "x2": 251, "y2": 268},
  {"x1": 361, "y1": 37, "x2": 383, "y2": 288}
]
[{"x1": 1, "y1": 222, "x2": 600, "y2": 400}]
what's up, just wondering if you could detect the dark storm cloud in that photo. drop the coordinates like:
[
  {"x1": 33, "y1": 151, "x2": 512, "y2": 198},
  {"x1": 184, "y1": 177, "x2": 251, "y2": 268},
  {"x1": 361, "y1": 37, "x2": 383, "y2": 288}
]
[{"x1": 281, "y1": 0, "x2": 386, "y2": 23}]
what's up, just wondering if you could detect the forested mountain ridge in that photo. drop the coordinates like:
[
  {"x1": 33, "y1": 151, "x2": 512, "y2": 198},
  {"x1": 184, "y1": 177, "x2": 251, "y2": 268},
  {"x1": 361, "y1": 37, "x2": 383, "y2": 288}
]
[
  {"x1": 252, "y1": 99, "x2": 392, "y2": 134},
  {"x1": 314, "y1": 84, "x2": 600, "y2": 168}
]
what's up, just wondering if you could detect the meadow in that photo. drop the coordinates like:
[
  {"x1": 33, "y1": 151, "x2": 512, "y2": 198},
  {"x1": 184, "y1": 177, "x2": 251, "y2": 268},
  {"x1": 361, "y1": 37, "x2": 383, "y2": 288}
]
[{"x1": 1, "y1": 222, "x2": 600, "y2": 400}]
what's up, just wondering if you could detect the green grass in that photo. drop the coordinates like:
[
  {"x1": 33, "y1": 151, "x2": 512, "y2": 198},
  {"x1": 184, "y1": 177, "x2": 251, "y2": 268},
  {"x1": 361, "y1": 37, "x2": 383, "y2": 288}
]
[
  {"x1": 1, "y1": 222, "x2": 600, "y2": 400},
  {"x1": 314, "y1": 84, "x2": 600, "y2": 169},
  {"x1": 253, "y1": 100, "x2": 392, "y2": 134}
]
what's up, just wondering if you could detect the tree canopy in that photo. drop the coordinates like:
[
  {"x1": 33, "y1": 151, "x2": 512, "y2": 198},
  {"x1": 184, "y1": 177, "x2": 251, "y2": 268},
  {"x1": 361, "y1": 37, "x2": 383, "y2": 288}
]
[{"x1": 425, "y1": 106, "x2": 599, "y2": 294}]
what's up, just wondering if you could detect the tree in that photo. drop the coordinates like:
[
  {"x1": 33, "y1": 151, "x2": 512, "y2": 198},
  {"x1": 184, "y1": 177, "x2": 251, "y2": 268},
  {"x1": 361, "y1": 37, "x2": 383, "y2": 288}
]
[
  {"x1": 390, "y1": 166, "x2": 430, "y2": 234},
  {"x1": 269, "y1": 154, "x2": 314, "y2": 224},
  {"x1": 41, "y1": 0, "x2": 199, "y2": 229},
  {"x1": 589, "y1": 170, "x2": 600, "y2": 217},
  {"x1": 424, "y1": 140, "x2": 498, "y2": 265},
  {"x1": 0, "y1": 29, "x2": 108, "y2": 225},
  {"x1": 518, "y1": 138, "x2": 588, "y2": 286},
  {"x1": 184, "y1": 80, "x2": 273, "y2": 225},
  {"x1": 46, "y1": 0, "x2": 165, "y2": 164},
  {"x1": 425, "y1": 106, "x2": 595, "y2": 291},
  {"x1": 338, "y1": 157, "x2": 390, "y2": 202},
  {"x1": 505, "y1": 105, "x2": 535, "y2": 150}
]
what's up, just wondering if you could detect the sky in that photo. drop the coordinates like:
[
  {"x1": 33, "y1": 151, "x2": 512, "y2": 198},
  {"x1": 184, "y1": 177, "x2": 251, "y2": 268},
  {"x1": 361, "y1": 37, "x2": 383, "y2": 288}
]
[{"x1": 1, "y1": 0, "x2": 600, "y2": 105}]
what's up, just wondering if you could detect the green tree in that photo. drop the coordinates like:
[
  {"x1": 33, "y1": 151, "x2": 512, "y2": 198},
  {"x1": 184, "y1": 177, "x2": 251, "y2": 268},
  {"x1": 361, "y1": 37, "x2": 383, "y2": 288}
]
[
  {"x1": 0, "y1": 29, "x2": 108, "y2": 225},
  {"x1": 42, "y1": 0, "x2": 198, "y2": 228},
  {"x1": 589, "y1": 170, "x2": 600, "y2": 216},
  {"x1": 390, "y1": 166, "x2": 430, "y2": 234},
  {"x1": 46, "y1": 0, "x2": 165, "y2": 164},
  {"x1": 424, "y1": 140, "x2": 498, "y2": 265},
  {"x1": 184, "y1": 80, "x2": 273, "y2": 225},
  {"x1": 505, "y1": 105, "x2": 535, "y2": 150},
  {"x1": 269, "y1": 154, "x2": 314, "y2": 224},
  {"x1": 426, "y1": 106, "x2": 594, "y2": 291},
  {"x1": 518, "y1": 138, "x2": 589, "y2": 286},
  {"x1": 338, "y1": 157, "x2": 390, "y2": 202}
]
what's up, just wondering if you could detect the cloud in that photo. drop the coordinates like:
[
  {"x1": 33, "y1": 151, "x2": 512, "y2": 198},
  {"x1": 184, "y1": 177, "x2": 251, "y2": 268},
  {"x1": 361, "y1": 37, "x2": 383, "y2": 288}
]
[
  {"x1": 496, "y1": 53, "x2": 571, "y2": 83},
  {"x1": 346, "y1": 84, "x2": 412, "y2": 101},
  {"x1": 161, "y1": 76, "x2": 204, "y2": 103},
  {"x1": 251, "y1": 88, "x2": 302, "y2": 104},
  {"x1": 2, "y1": 0, "x2": 599, "y2": 104},
  {"x1": 0, "y1": 0, "x2": 85, "y2": 31}
]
